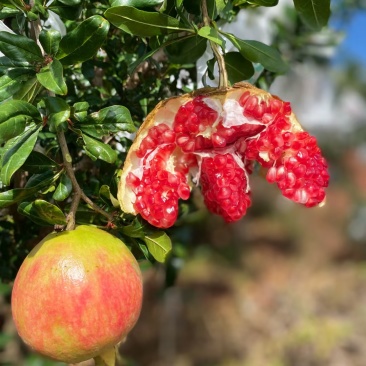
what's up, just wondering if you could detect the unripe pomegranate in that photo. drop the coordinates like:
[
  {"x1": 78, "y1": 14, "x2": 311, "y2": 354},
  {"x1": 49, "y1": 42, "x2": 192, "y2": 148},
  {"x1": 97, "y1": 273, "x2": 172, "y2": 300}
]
[
  {"x1": 118, "y1": 82, "x2": 329, "y2": 228},
  {"x1": 11, "y1": 225, "x2": 143, "y2": 364}
]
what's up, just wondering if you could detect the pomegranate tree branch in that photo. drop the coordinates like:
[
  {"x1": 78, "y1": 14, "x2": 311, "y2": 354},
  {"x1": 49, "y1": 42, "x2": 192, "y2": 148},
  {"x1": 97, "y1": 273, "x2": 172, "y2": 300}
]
[
  {"x1": 201, "y1": 0, "x2": 228, "y2": 88},
  {"x1": 57, "y1": 130, "x2": 114, "y2": 230}
]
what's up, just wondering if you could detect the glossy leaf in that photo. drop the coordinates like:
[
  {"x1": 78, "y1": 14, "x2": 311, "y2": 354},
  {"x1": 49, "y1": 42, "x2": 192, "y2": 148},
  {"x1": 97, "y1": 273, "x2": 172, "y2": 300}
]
[
  {"x1": 53, "y1": 173, "x2": 72, "y2": 201},
  {"x1": 0, "y1": 77, "x2": 18, "y2": 99},
  {"x1": 109, "y1": 0, "x2": 163, "y2": 7},
  {"x1": 58, "y1": 0, "x2": 82, "y2": 5},
  {"x1": 293, "y1": 0, "x2": 330, "y2": 30},
  {"x1": 224, "y1": 32, "x2": 288, "y2": 74},
  {"x1": 57, "y1": 15, "x2": 110, "y2": 65},
  {"x1": 144, "y1": 231, "x2": 172, "y2": 263},
  {"x1": 0, "y1": 31, "x2": 43, "y2": 63},
  {"x1": 18, "y1": 200, "x2": 66, "y2": 225},
  {"x1": 197, "y1": 26, "x2": 224, "y2": 47},
  {"x1": 44, "y1": 97, "x2": 70, "y2": 132},
  {"x1": 165, "y1": 35, "x2": 207, "y2": 64},
  {"x1": 0, "y1": 0, "x2": 25, "y2": 9},
  {"x1": 0, "y1": 100, "x2": 40, "y2": 145},
  {"x1": 99, "y1": 184, "x2": 120, "y2": 207},
  {"x1": 82, "y1": 134, "x2": 117, "y2": 164},
  {"x1": 12, "y1": 78, "x2": 43, "y2": 102},
  {"x1": 0, "y1": 56, "x2": 30, "y2": 70},
  {"x1": 0, "y1": 69, "x2": 35, "y2": 102},
  {"x1": 104, "y1": 6, "x2": 185, "y2": 37},
  {"x1": 0, "y1": 125, "x2": 41, "y2": 186},
  {"x1": 120, "y1": 218, "x2": 145, "y2": 238},
  {"x1": 39, "y1": 29, "x2": 62, "y2": 56},
  {"x1": 36, "y1": 59, "x2": 67, "y2": 95},
  {"x1": 224, "y1": 52, "x2": 255, "y2": 84},
  {"x1": 49, "y1": 1, "x2": 83, "y2": 20},
  {"x1": 78, "y1": 105, "x2": 136, "y2": 138},
  {"x1": 0, "y1": 171, "x2": 58, "y2": 208},
  {"x1": 72, "y1": 101, "x2": 89, "y2": 122},
  {"x1": 22, "y1": 151, "x2": 58, "y2": 174}
]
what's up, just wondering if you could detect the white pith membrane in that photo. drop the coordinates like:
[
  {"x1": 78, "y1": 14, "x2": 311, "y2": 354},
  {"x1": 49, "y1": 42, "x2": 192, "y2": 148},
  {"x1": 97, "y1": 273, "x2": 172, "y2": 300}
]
[{"x1": 118, "y1": 83, "x2": 329, "y2": 229}]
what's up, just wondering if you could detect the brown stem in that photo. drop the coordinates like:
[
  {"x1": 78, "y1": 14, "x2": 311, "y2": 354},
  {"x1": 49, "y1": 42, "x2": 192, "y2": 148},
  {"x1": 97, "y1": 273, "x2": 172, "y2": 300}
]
[
  {"x1": 57, "y1": 130, "x2": 114, "y2": 230},
  {"x1": 201, "y1": 0, "x2": 228, "y2": 88}
]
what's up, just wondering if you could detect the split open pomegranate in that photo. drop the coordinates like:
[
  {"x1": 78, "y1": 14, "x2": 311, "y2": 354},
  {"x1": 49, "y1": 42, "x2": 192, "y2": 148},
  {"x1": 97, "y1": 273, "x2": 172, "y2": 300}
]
[{"x1": 118, "y1": 83, "x2": 329, "y2": 228}]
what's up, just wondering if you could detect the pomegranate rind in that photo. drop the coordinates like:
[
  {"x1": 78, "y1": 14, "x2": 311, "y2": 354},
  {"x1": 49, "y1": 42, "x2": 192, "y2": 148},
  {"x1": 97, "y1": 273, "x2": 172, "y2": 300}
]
[
  {"x1": 117, "y1": 82, "x2": 304, "y2": 216},
  {"x1": 11, "y1": 225, "x2": 143, "y2": 364}
]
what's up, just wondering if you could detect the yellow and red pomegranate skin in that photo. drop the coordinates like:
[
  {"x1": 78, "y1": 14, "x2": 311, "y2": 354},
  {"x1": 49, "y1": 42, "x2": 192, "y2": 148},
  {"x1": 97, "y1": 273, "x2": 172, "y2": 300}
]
[{"x1": 11, "y1": 225, "x2": 143, "y2": 364}]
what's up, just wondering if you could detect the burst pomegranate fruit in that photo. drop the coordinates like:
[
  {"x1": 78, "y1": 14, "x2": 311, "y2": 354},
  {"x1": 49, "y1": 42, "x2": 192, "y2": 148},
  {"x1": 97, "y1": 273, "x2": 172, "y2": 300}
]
[
  {"x1": 118, "y1": 82, "x2": 329, "y2": 228},
  {"x1": 11, "y1": 225, "x2": 143, "y2": 363}
]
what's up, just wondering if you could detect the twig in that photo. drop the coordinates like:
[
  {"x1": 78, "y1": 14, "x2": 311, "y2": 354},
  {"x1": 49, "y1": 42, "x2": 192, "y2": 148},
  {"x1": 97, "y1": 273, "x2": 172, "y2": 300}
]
[
  {"x1": 57, "y1": 130, "x2": 114, "y2": 230},
  {"x1": 201, "y1": 0, "x2": 228, "y2": 88}
]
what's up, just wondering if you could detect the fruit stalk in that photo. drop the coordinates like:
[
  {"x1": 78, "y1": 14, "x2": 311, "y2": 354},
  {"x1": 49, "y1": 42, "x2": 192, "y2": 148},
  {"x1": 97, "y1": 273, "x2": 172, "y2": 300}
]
[{"x1": 201, "y1": 0, "x2": 228, "y2": 88}]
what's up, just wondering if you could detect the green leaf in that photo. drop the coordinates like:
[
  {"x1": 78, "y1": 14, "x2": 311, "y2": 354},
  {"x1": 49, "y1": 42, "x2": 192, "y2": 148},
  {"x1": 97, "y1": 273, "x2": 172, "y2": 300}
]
[
  {"x1": 215, "y1": 0, "x2": 227, "y2": 13},
  {"x1": 0, "y1": 125, "x2": 41, "y2": 186},
  {"x1": 57, "y1": 15, "x2": 110, "y2": 65},
  {"x1": 0, "y1": 0, "x2": 25, "y2": 9},
  {"x1": 78, "y1": 105, "x2": 136, "y2": 138},
  {"x1": 12, "y1": 77, "x2": 43, "y2": 102},
  {"x1": 0, "y1": 171, "x2": 58, "y2": 208},
  {"x1": 22, "y1": 151, "x2": 58, "y2": 174},
  {"x1": 0, "y1": 100, "x2": 40, "y2": 145},
  {"x1": 82, "y1": 134, "x2": 117, "y2": 164},
  {"x1": 143, "y1": 231, "x2": 172, "y2": 263},
  {"x1": 224, "y1": 33, "x2": 288, "y2": 74},
  {"x1": 293, "y1": 0, "x2": 330, "y2": 30},
  {"x1": 0, "y1": 68, "x2": 35, "y2": 102},
  {"x1": 72, "y1": 101, "x2": 89, "y2": 122},
  {"x1": 18, "y1": 199, "x2": 66, "y2": 225},
  {"x1": 104, "y1": 6, "x2": 186, "y2": 37},
  {"x1": 37, "y1": 59, "x2": 67, "y2": 95},
  {"x1": 165, "y1": 35, "x2": 207, "y2": 64},
  {"x1": 197, "y1": 26, "x2": 224, "y2": 47},
  {"x1": 224, "y1": 52, "x2": 255, "y2": 84},
  {"x1": 109, "y1": 0, "x2": 163, "y2": 7},
  {"x1": 53, "y1": 173, "x2": 72, "y2": 201},
  {"x1": 49, "y1": 1, "x2": 83, "y2": 20},
  {"x1": 120, "y1": 218, "x2": 145, "y2": 238},
  {"x1": 58, "y1": 0, "x2": 82, "y2": 5},
  {"x1": 39, "y1": 29, "x2": 62, "y2": 56},
  {"x1": 99, "y1": 184, "x2": 120, "y2": 207},
  {"x1": 0, "y1": 56, "x2": 30, "y2": 69},
  {"x1": 44, "y1": 97, "x2": 70, "y2": 132},
  {"x1": 0, "y1": 31, "x2": 43, "y2": 63}
]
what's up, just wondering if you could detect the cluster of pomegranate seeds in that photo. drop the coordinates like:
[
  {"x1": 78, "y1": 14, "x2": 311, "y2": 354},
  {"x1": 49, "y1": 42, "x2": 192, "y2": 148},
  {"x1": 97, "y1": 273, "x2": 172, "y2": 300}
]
[
  {"x1": 200, "y1": 153, "x2": 251, "y2": 222},
  {"x1": 127, "y1": 144, "x2": 193, "y2": 228},
  {"x1": 122, "y1": 85, "x2": 329, "y2": 229}
]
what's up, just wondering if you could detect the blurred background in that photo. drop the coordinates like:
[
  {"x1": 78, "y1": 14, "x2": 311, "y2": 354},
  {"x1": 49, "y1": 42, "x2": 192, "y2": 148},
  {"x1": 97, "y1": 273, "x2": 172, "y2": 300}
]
[{"x1": 2, "y1": 0, "x2": 366, "y2": 365}]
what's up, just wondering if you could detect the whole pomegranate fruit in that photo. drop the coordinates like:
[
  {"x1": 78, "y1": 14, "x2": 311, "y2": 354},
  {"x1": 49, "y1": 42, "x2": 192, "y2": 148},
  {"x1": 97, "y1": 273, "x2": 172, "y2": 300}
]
[
  {"x1": 11, "y1": 225, "x2": 143, "y2": 364},
  {"x1": 118, "y1": 82, "x2": 329, "y2": 228}
]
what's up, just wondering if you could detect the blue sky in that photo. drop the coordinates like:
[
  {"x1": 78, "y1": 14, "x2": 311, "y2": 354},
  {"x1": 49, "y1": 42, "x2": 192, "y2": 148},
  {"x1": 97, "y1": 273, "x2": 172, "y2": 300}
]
[{"x1": 331, "y1": 10, "x2": 366, "y2": 66}]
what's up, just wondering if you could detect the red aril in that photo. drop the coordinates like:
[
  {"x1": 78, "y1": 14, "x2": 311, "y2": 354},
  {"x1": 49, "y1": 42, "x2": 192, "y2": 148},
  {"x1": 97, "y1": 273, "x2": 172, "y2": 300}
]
[{"x1": 118, "y1": 83, "x2": 329, "y2": 228}]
